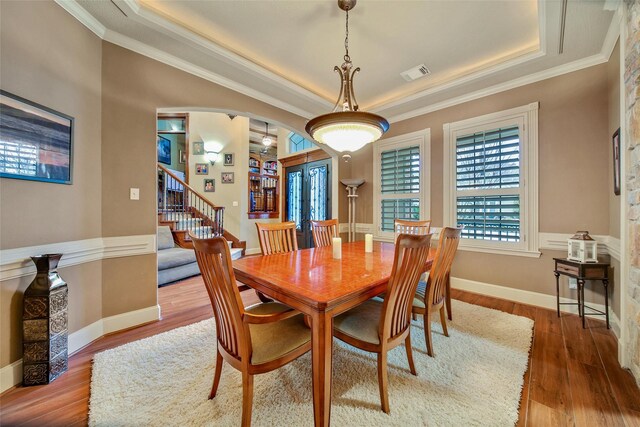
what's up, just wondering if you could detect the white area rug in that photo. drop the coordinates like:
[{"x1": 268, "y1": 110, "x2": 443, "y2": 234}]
[{"x1": 89, "y1": 300, "x2": 533, "y2": 426}]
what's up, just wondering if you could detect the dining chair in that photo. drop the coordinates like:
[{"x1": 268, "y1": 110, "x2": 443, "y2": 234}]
[
  {"x1": 256, "y1": 221, "x2": 298, "y2": 255},
  {"x1": 332, "y1": 233, "x2": 432, "y2": 414},
  {"x1": 191, "y1": 235, "x2": 312, "y2": 427},
  {"x1": 411, "y1": 227, "x2": 462, "y2": 357},
  {"x1": 394, "y1": 219, "x2": 432, "y2": 320},
  {"x1": 394, "y1": 219, "x2": 431, "y2": 237},
  {"x1": 310, "y1": 219, "x2": 339, "y2": 247}
]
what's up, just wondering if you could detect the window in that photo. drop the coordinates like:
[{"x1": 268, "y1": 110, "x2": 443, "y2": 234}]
[
  {"x1": 288, "y1": 132, "x2": 314, "y2": 154},
  {"x1": 374, "y1": 129, "x2": 430, "y2": 241},
  {"x1": 443, "y1": 103, "x2": 539, "y2": 257}
]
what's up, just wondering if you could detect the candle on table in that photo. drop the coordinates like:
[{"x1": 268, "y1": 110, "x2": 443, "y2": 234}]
[
  {"x1": 332, "y1": 237, "x2": 342, "y2": 259},
  {"x1": 365, "y1": 233, "x2": 373, "y2": 253}
]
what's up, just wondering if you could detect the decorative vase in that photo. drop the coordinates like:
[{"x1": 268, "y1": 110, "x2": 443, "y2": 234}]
[{"x1": 22, "y1": 253, "x2": 69, "y2": 386}]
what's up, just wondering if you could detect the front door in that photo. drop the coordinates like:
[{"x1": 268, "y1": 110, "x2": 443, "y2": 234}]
[{"x1": 285, "y1": 158, "x2": 331, "y2": 248}]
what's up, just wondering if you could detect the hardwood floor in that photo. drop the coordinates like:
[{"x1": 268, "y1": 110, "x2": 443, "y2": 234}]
[{"x1": 1, "y1": 277, "x2": 639, "y2": 426}]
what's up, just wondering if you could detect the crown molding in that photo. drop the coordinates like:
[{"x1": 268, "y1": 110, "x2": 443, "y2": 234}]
[
  {"x1": 55, "y1": 0, "x2": 619, "y2": 126},
  {"x1": 384, "y1": 52, "x2": 609, "y2": 123},
  {"x1": 118, "y1": 0, "x2": 332, "y2": 112},
  {"x1": 102, "y1": 30, "x2": 315, "y2": 119},
  {"x1": 54, "y1": 0, "x2": 107, "y2": 38}
]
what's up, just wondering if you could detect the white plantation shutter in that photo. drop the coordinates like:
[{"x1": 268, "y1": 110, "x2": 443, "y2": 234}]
[
  {"x1": 455, "y1": 125, "x2": 522, "y2": 242},
  {"x1": 379, "y1": 145, "x2": 421, "y2": 232}
]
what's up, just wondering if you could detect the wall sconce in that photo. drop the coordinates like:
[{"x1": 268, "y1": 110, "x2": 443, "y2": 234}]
[{"x1": 205, "y1": 150, "x2": 220, "y2": 165}]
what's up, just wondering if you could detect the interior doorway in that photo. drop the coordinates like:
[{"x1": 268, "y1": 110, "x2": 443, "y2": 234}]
[{"x1": 285, "y1": 157, "x2": 332, "y2": 248}]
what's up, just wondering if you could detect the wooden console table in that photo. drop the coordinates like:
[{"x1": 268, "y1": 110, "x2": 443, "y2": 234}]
[{"x1": 553, "y1": 258, "x2": 610, "y2": 329}]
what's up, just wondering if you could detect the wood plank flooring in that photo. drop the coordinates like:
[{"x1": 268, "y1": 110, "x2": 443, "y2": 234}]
[{"x1": 1, "y1": 276, "x2": 638, "y2": 426}]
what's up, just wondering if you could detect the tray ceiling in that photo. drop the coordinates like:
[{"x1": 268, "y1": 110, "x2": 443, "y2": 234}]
[{"x1": 60, "y1": 0, "x2": 619, "y2": 122}]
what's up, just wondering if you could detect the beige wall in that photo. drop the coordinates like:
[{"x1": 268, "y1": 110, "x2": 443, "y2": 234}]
[
  {"x1": 100, "y1": 41, "x2": 307, "y2": 317},
  {"x1": 0, "y1": 1, "x2": 103, "y2": 249},
  {"x1": 0, "y1": 1, "x2": 104, "y2": 367},
  {"x1": 346, "y1": 63, "x2": 613, "y2": 303}
]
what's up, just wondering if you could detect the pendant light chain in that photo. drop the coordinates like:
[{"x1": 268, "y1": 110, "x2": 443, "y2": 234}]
[{"x1": 344, "y1": 8, "x2": 350, "y2": 63}]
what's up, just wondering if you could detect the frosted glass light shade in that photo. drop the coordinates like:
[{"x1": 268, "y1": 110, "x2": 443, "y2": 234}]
[
  {"x1": 305, "y1": 111, "x2": 389, "y2": 153},
  {"x1": 205, "y1": 151, "x2": 220, "y2": 164},
  {"x1": 262, "y1": 135, "x2": 273, "y2": 147}
]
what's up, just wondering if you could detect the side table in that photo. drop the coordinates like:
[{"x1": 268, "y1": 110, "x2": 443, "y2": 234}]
[{"x1": 553, "y1": 258, "x2": 610, "y2": 329}]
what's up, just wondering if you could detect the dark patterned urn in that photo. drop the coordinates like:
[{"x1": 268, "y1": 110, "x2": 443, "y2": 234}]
[{"x1": 22, "y1": 254, "x2": 68, "y2": 386}]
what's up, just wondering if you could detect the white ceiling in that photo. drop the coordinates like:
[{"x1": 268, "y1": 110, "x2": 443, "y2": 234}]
[{"x1": 60, "y1": 0, "x2": 619, "y2": 123}]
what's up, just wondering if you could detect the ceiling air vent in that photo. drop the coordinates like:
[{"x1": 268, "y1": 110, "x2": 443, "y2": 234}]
[{"x1": 400, "y1": 64, "x2": 431, "y2": 82}]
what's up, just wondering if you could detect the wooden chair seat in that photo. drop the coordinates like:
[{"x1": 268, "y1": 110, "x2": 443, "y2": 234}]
[
  {"x1": 245, "y1": 302, "x2": 311, "y2": 365},
  {"x1": 333, "y1": 299, "x2": 384, "y2": 345}
]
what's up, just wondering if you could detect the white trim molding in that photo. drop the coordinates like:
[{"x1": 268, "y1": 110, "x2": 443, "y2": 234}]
[
  {"x1": 451, "y1": 277, "x2": 622, "y2": 338},
  {"x1": 539, "y1": 232, "x2": 622, "y2": 261},
  {"x1": 443, "y1": 103, "x2": 540, "y2": 258},
  {"x1": 338, "y1": 223, "x2": 375, "y2": 235},
  {"x1": 373, "y1": 129, "x2": 431, "y2": 241},
  {"x1": 0, "y1": 235, "x2": 156, "y2": 281},
  {"x1": 0, "y1": 304, "x2": 160, "y2": 393}
]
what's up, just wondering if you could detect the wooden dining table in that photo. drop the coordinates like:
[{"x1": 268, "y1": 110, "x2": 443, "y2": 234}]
[{"x1": 233, "y1": 240, "x2": 435, "y2": 427}]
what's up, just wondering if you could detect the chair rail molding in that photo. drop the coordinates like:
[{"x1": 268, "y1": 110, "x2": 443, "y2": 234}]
[
  {"x1": 0, "y1": 235, "x2": 156, "y2": 281},
  {"x1": 539, "y1": 232, "x2": 621, "y2": 261}
]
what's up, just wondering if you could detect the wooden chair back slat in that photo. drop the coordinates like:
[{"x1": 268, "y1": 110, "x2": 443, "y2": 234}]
[
  {"x1": 427, "y1": 227, "x2": 462, "y2": 307},
  {"x1": 310, "y1": 219, "x2": 339, "y2": 247},
  {"x1": 381, "y1": 234, "x2": 432, "y2": 341},
  {"x1": 191, "y1": 235, "x2": 249, "y2": 360},
  {"x1": 256, "y1": 222, "x2": 298, "y2": 255},
  {"x1": 394, "y1": 219, "x2": 431, "y2": 239}
]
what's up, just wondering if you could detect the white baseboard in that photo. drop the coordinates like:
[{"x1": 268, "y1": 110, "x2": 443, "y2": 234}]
[
  {"x1": 0, "y1": 360, "x2": 23, "y2": 394},
  {"x1": 0, "y1": 304, "x2": 161, "y2": 394},
  {"x1": 245, "y1": 247, "x2": 262, "y2": 256},
  {"x1": 451, "y1": 277, "x2": 621, "y2": 338}
]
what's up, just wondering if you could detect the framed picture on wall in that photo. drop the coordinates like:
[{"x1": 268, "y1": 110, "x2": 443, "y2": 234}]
[
  {"x1": 157, "y1": 135, "x2": 171, "y2": 165},
  {"x1": 223, "y1": 153, "x2": 234, "y2": 166},
  {"x1": 221, "y1": 172, "x2": 234, "y2": 183},
  {"x1": 612, "y1": 128, "x2": 620, "y2": 196},
  {"x1": 179, "y1": 149, "x2": 186, "y2": 164},
  {"x1": 193, "y1": 141, "x2": 204, "y2": 155},
  {"x1": 195, "y1": 163, "x2": 209, "y2": 175},
  {"x1": 204, "y1": 178, "x2": 215, "y2": 192},
  {"x1": 0, "y1": 90, "x2": 74, "y2": 184}
]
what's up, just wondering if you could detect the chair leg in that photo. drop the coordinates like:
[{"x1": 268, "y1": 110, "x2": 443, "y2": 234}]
[
  {"x1": 377, "y1": 352, "x2": 390, "y2": 414},
  {"x1": 440, "y1": 307, "x2": 449, "y2": 337},
  {"x1": 255, "y1": 290, "x2": 272, "y2": 303},
  {"x1": 241, "y1": 371, "x2": 254, "y2": 427},
  {"x1": 404, "y1": 334, "x2": 417, "y2": 376},
  {"x1": 446, "y1": 274, "x2": 453, "y2": 321},
  {"x1": 424, "y1": 311, "x2": 434, "y2": 357},
  {"x1": 209, "y1": 349, "x2": 224, "y2": 399}
]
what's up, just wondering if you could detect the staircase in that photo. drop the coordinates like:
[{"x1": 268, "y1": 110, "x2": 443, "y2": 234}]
[{"x1": 158, "y1": 164, "x2": 246, "y2": 260}]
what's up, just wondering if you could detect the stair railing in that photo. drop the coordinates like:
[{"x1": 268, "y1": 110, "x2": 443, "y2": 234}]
[{"x1": 157, "y1": 163, "x2": 224, "y2": 239}]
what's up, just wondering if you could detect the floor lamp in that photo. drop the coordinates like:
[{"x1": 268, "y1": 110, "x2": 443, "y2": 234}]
[{"x1": 340, "y1": 179, "x2": 365, "y2": 242}]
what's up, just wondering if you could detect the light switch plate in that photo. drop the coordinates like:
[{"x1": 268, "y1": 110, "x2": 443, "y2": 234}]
[
  {"x1": 232, "y1": 201, "x2": 239, "y2": 207},
  {"x1": 130, "y1": 188, "x2": 140, "y2": 200}
]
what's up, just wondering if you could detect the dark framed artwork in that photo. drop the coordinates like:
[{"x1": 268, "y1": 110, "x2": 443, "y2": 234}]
[
  {"x1": 193, "y1": 141, "x2": 204, "y2": 155},
  {"x1": 221, "y1": 172, "x2": 234, "y2": 183},
  {"x1": 204, "y1": 178, "x2": 215, "y2": 192},
  {"x1": 223, "y1": 153, "x2": 234, "y2": 166},
  {"x1": 195, "y1": 163, "x2": 209, "y2": 175},
  {"x1": 0, "y1": 90, "x2": 74, "y2": 184},
  {"x1": 612, "y1": 128, "x2": 620, "y2": 196},
  {"x1": 157, "y1": 135, "x2": 171, "y2": 165}
]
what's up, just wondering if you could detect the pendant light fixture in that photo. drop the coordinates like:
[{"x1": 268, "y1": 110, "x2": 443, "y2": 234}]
[
  {"x1": 262, "y1": 122, "x2": 273, "y2": 147},
  {"x1": 305, "y1": 0, "x2": 389, "y2": 153}
]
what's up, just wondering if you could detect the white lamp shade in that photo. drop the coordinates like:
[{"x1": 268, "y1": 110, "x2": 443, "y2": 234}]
[
  {"x1": 313, "y1": 122, "x2": 381, "y2": 152},
  {"x1": 205, "y1": 151, "x2": 219, "y2": 164},
  {"x1": 262, "y1": 135, "x2": 273, "y2": 147}
]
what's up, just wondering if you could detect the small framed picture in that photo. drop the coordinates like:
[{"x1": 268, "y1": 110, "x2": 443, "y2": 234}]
[
  {"x1": 193, "y1": 141, "x2": 204, "y2": 155},
  {"x1": 223, "y1": 153, "x2": 234, "y2": 166},
  {"x1": 179, "y1": 149, "x2": 186, "y2": 164},
  {"x1": 204, "y1": 178, "x2": 215, "y2": 192},
  {"x1": 195, "y1": 163, "x2": 209, "y2": 175},
  {"x1": 221, "y1": 172, "x2": 234, "y2": 183}
]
